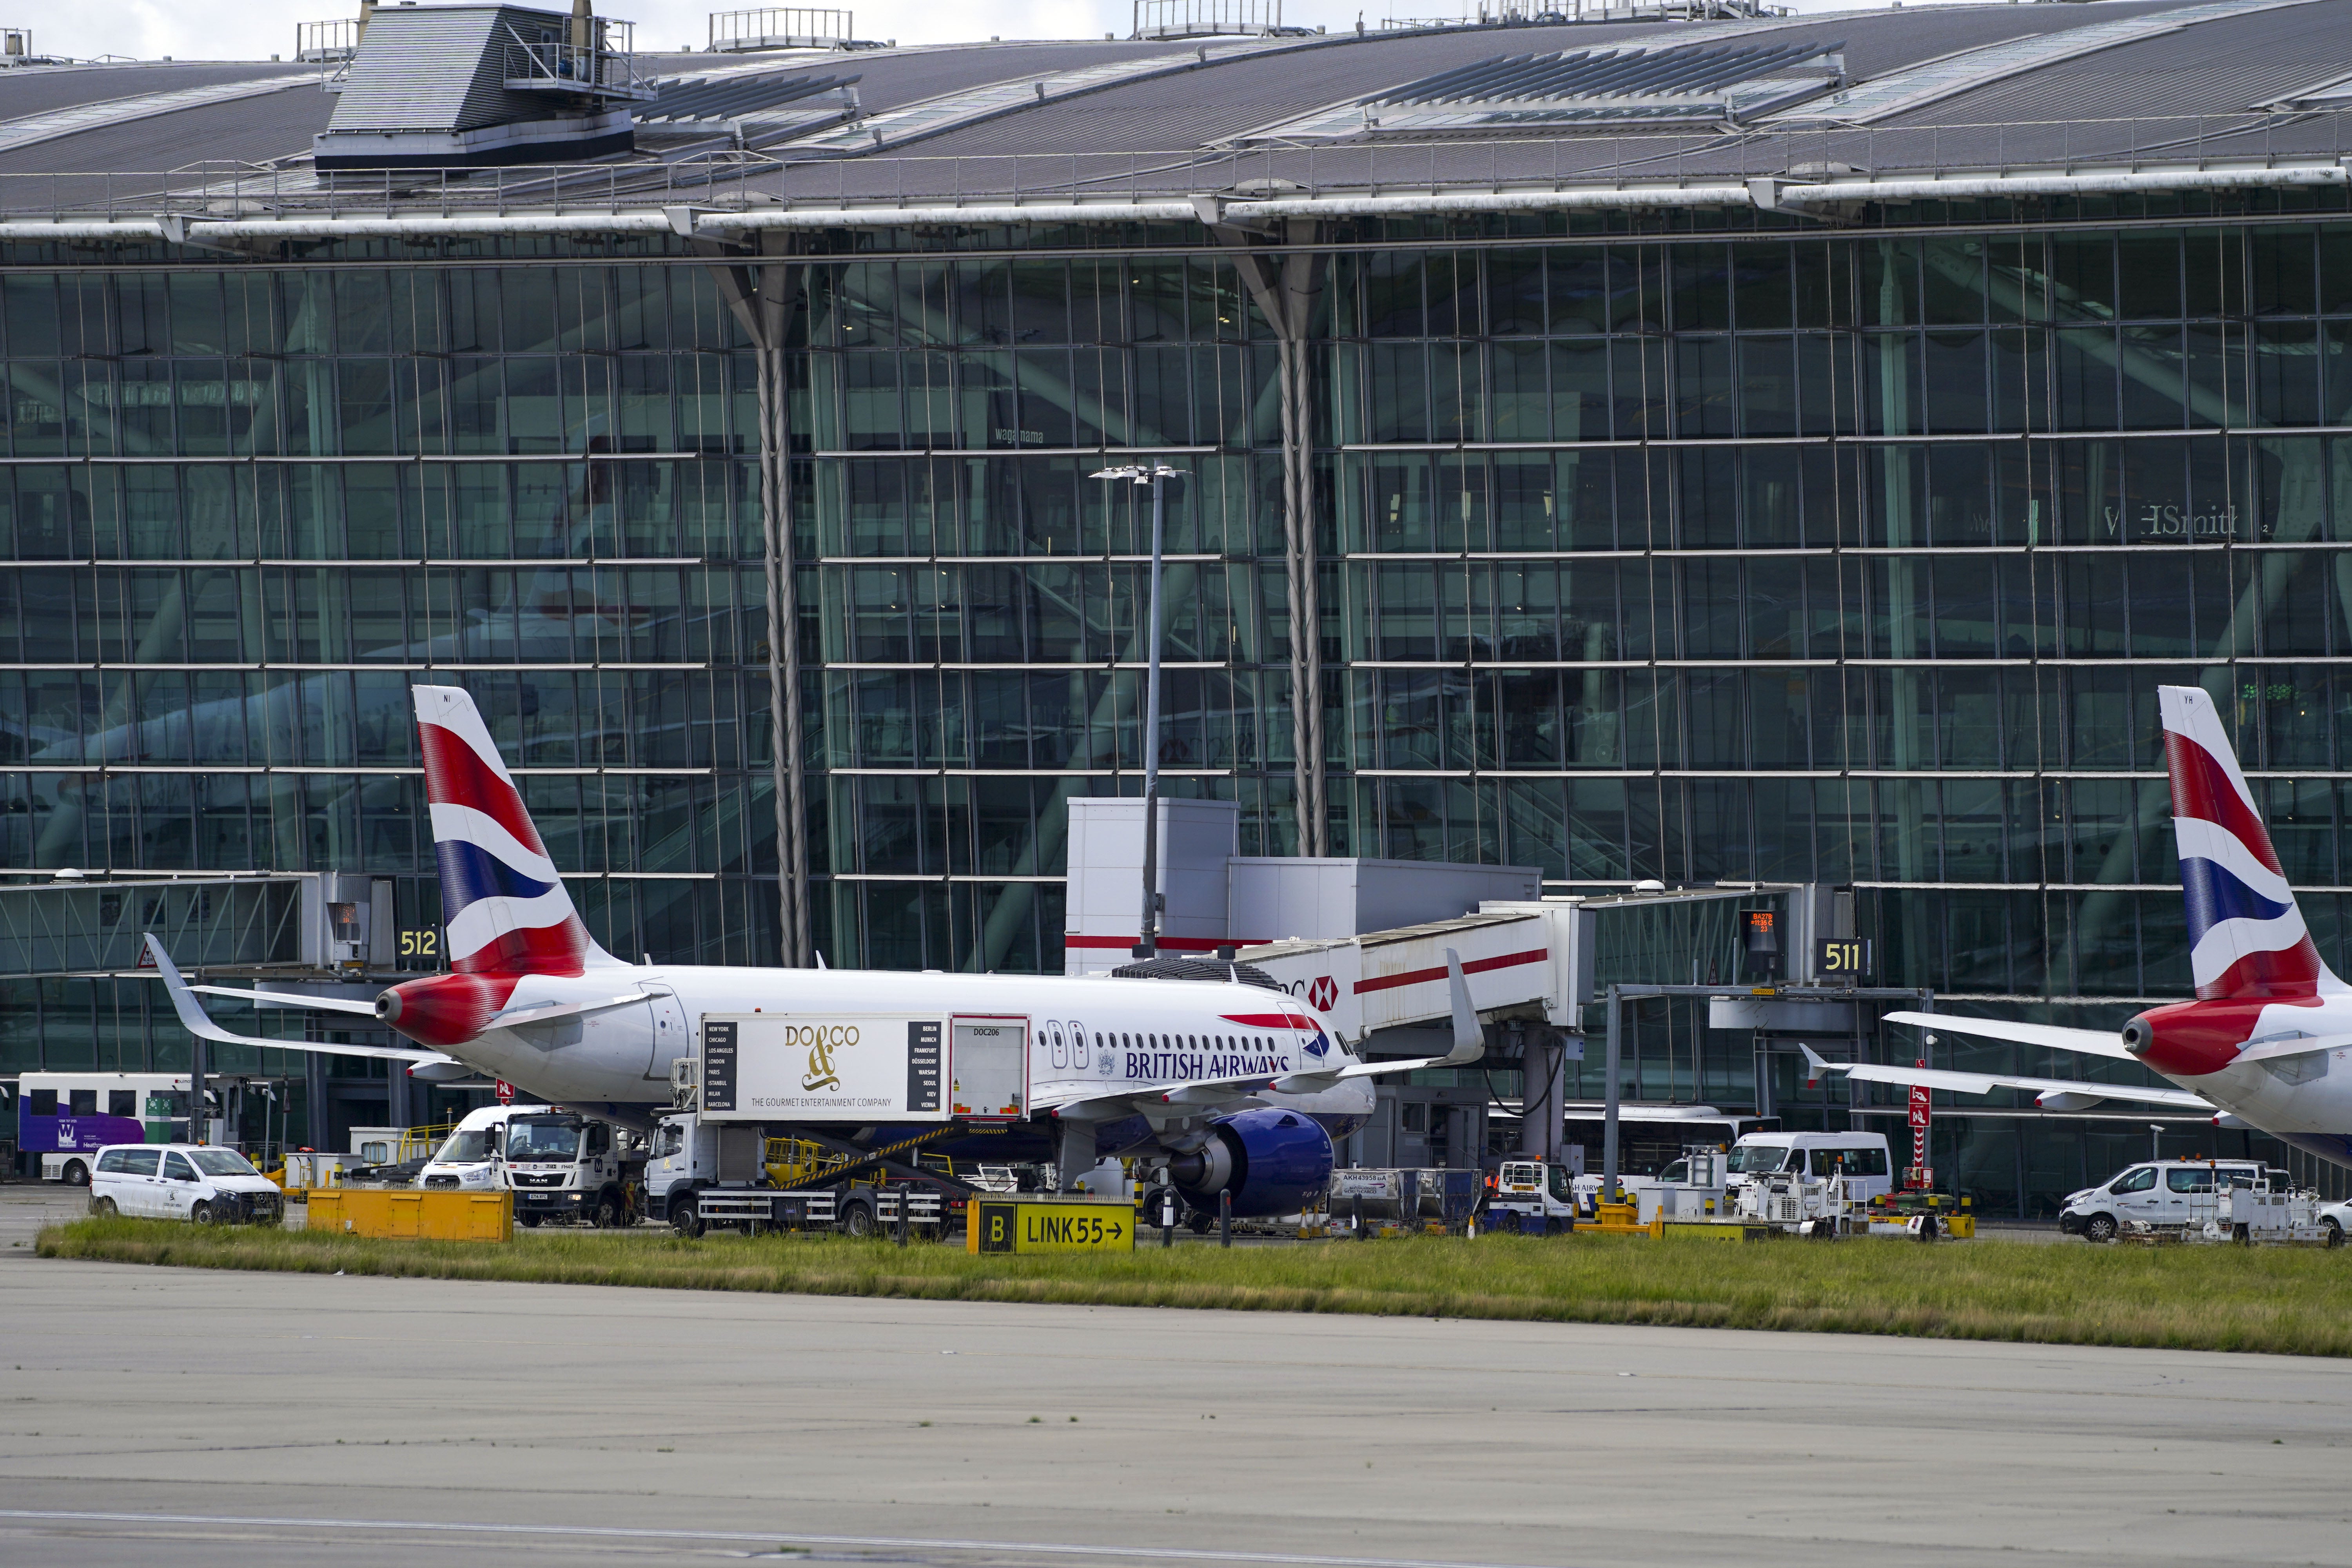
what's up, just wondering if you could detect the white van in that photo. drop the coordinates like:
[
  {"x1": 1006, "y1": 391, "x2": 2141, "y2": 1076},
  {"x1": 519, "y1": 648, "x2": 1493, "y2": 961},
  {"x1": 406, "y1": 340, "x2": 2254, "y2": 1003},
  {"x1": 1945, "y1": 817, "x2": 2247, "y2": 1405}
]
[
  {"x1": 88, "y1": 1144, "x2": 284, "y2": 1226},
  {"x1": 1723, "y1": 1131, "x2": 1896, "y2": 1203},
  {"x1": 417, "y1": 1103, "x2": 554, "y2": 1191},
  {"x1": 2060, "y1": 1160, "x2": 2270, "y2": 1242}
]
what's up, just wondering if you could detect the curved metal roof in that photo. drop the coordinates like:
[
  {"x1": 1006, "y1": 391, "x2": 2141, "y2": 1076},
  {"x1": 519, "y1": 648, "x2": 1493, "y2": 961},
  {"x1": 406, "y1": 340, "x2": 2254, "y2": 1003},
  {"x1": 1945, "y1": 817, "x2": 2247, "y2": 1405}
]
[{"x1": 1, "y1": 2, "x2": 2350, "y2": 220}]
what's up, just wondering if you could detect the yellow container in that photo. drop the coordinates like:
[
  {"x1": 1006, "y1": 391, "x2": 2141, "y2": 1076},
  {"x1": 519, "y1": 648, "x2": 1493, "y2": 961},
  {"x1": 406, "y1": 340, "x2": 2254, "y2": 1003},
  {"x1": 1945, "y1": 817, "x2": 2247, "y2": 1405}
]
[{"x1": 307, "y1": 1188, "x2": 513, "y2": 1242}]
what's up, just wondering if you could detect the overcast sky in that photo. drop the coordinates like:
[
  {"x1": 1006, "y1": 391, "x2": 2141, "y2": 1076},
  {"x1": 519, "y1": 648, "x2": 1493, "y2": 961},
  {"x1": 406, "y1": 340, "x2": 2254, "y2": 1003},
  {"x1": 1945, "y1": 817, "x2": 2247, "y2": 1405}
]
[{"x1": 48, "y1": 0, "x2": 1923, "y2": 64}]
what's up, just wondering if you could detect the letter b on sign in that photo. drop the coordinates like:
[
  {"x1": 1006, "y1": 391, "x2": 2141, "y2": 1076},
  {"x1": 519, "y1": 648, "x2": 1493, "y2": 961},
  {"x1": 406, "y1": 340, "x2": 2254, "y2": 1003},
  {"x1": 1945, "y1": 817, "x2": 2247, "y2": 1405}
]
[{"x1": 977, "y1": 1202, "x2": 1014, "y2": 1253}]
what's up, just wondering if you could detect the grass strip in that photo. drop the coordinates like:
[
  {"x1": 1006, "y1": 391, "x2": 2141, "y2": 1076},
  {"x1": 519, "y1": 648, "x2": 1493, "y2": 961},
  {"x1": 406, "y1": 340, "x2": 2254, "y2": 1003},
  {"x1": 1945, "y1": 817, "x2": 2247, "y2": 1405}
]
[{"x1": 39, "y1": 1216, "x2": 2352, "y2": 1357}]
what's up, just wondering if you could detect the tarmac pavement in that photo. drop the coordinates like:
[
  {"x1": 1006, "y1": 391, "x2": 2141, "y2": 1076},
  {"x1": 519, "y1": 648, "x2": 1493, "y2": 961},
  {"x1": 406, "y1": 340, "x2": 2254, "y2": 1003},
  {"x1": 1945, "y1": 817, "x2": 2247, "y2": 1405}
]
[{"x1": 0, "y1": 1185, "x2": 2341, "y2": 1568}]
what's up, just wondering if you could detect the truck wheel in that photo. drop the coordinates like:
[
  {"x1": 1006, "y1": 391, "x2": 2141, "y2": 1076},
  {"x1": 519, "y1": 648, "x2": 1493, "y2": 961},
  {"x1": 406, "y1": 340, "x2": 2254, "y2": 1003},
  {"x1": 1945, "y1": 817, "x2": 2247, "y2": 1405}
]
[
  {"x1": 519, "y1": 1212, "x2": 541, "y2": 1229},
  {"x1": 673, "y1": 1207, "x2": 704, "y2": 1239},
  {"x1": 842, "y1": 1201, "x2": 876, "y2": 1239},
  {"x1": 61, "y1": 1160, "x2": 88, "y2": 1188},
  {"x1": 2082, "y1": 1212, "x2": 2118, "y2": 1244},
  {"x1": 591, "y1": 1191, "x2": 623, "y2": 1229},
  {"x1": 1187, "y1": 1209, "x2": 1213, "y2": 1236},
  {"x1": 2325, "y1": 1218, "x2": 2344, "y2": 1250},
  {"x1": 190, "y1": 1200, "x2": 216, "y2": 1227},
  {"x1": 90, "y1": 1197, "x2": 116, "y2": 1218}
]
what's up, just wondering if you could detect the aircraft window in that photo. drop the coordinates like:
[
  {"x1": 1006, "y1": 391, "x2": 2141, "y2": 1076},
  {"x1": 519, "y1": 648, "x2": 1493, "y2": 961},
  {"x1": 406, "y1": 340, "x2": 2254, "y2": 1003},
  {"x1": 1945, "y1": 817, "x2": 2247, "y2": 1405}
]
[
  {"x1": 2111, "y1": 1167, "x2": 2158, "y2": 1193},
  {"x1": 2166, "y1": 1169, "x2": 2213, "y2": 1193},
  {"x1": 1050, "y1": 1025, "x2": 1066, "y2": 1070}
]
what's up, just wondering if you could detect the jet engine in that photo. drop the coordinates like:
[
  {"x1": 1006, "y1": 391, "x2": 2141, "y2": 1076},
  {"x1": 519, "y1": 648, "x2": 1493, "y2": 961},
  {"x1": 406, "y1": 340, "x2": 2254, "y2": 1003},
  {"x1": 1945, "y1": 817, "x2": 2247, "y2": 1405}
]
[{"x1": 1164, "y1": 1107, "x2": 1334, "y2": 1219}]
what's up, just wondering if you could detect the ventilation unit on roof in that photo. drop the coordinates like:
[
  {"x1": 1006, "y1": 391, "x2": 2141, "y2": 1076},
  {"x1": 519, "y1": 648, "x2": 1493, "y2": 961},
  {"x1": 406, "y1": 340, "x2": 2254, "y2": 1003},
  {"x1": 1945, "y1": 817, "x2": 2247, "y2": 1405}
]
[
  {"x1": 312, "y1": 0, "x2": 656, "y2": 171},
  {"x1": 1237, "y1": 33, "x2": 1842, "y2": 141}
]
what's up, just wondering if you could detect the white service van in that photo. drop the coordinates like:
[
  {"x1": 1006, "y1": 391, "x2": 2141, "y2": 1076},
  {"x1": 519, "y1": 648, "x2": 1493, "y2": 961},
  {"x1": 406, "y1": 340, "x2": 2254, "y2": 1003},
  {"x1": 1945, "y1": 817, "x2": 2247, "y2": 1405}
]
[
  {"x1": 87, "y1": 1144, "x2": 284, "y2": 1225},
  {"x1": 2059, "y1": 1160, "x2": 2270, "y2": 1241},
  {"x1": 1722, "y1": 1131, "x2": 1896, "y2": 1203},
  {"x1": 416, "y1": 1103, "x2": 554, "y2": 1192}
]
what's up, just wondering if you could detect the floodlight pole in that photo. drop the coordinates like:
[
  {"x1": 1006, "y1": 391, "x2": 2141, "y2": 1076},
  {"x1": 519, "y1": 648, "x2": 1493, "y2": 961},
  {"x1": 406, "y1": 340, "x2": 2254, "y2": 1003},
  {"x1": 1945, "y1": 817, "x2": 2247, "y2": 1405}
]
[{"x1": 1091, "y1": 463, "x2": 1181, "y2": 960}]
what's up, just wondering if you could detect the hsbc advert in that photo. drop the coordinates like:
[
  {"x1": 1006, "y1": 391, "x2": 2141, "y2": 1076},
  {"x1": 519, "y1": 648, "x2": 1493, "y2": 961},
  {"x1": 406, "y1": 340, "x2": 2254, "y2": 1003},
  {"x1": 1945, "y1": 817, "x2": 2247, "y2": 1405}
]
[
  {"x1": 1240, "y1": 943, "x2": 1363, "y2": 1042},
  {"x1": 699, "y1": 1013, "x2": 949, "y2": 1123}
]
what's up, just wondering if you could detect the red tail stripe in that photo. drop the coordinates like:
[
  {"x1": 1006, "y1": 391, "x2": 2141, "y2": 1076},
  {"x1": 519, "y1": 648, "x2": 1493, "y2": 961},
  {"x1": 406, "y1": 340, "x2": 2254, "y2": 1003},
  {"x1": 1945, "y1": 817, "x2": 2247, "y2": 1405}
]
[
  {"x1": 455, "y1": 917, "x2": 590, "y2": 979},
  {"x1": 2165, "y1": 731, "x2": 2281, "y2": 875},
  {"x1": 2198, "y1": 943, "x2": 2324, "y2": 1002},
  {"x1": 419, "y1": 722, "x2": 546, "y2": 857}
]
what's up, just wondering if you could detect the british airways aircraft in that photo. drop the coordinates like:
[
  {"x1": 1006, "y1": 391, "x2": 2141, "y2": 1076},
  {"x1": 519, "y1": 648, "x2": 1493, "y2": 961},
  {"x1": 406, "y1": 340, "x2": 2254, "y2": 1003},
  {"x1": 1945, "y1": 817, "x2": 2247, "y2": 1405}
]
[
  {"x1": 1805, "y1": 684, "x2": 2352, "y2": 1171},
  {"x1": 149, "y1": 685, "x2": 1484, "y2": 1215}
]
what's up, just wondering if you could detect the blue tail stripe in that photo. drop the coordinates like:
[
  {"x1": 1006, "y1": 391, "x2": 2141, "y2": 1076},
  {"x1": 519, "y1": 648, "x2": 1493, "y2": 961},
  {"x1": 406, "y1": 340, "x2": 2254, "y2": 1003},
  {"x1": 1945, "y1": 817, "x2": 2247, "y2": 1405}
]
[
  {"x1": 2181, "y1": 856, "x2": 2293, "y2": 945},
  {"x1": 434, "y1": 837, "x2": 557, "y2": 915}
]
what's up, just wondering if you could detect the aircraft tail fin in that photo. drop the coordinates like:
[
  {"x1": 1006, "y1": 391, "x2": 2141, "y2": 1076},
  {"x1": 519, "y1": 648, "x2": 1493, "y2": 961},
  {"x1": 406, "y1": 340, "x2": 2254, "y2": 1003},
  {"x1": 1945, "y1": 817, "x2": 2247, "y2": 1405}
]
[
  {"x1": 2158, "y1": 685, "x2": 2338, "y2": 1000},
  {"x1": 412, "y1": 684, "x2": 611, "y2": 978}
]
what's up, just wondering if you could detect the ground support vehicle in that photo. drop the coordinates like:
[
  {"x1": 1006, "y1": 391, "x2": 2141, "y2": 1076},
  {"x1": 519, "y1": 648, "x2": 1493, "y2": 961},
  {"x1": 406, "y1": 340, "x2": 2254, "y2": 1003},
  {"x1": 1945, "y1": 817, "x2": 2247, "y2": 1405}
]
[
  {"x1": 1858, "y1": 1187, "x2": 1976, "y2": 1239},
  {"x1": 686, "y1": 1184, "x2": 947, "y2": 1239},
  {"x1": 87, "y1": 1144, "x2": 283, "y2": 1225},
  {"x1": 501, "y1": 1109, "x2": 645, "y2": 1227},
  {"x1": 1481, "y1": 1160, "x2": 1581, "y2": 1235},
  {"x1": 2207, "y1": 1184, "x2": 2333, "y2": 1245},
  {"x1": 2061, "y1": 1160, "x2": 2272, "y2": 1242},
  {"x1": 1725, "y1": 1171, "x2": 1857, "y2": 1237},
  {"x1": 650, "y1": 1109, "x2": 975, "y2": 1240}
]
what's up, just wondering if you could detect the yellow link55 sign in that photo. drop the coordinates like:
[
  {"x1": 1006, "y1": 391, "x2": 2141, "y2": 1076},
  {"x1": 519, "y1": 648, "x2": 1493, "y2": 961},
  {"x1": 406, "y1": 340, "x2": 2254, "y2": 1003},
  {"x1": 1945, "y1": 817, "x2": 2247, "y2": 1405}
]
[{"x1": 968, "y1": 1200, "x2": 1134, "y2": 1254}]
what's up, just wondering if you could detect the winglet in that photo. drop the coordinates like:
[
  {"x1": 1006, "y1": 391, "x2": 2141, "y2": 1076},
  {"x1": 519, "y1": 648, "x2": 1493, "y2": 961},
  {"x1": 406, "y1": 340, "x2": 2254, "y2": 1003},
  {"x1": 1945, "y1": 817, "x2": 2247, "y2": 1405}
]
[
  {"x1": 1438, "y1": 949, "x2": 1485, "y2": 1067},
  {"x1": 145, "y1": 933, "x2": 244, "y2": 1047},
  {"x1": 1798, "y1": 1042, "x2": 1832, "y2": 1087}
]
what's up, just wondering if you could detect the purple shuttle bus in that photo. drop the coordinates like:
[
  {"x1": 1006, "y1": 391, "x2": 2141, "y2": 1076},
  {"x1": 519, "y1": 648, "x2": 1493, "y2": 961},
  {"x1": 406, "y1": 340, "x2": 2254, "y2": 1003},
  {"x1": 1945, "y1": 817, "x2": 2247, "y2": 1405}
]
[{"x1": 16, "y1": 1073, "x2": 191, "y2": 1185}]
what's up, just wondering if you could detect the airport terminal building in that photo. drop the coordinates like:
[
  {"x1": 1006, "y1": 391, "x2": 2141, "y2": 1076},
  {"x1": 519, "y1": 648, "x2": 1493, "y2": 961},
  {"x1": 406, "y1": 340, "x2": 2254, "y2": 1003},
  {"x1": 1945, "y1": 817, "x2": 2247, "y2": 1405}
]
[{"x1": 6, "y1": 0, "x2": 2352, "y2": 1208}]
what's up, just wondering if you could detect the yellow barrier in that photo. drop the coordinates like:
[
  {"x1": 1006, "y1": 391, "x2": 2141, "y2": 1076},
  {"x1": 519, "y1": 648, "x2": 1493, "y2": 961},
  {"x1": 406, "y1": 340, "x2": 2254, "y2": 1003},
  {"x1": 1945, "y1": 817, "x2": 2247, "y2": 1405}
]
[{"x1": 305, "y1": 1189, "x2": 513, "y2": 1242}]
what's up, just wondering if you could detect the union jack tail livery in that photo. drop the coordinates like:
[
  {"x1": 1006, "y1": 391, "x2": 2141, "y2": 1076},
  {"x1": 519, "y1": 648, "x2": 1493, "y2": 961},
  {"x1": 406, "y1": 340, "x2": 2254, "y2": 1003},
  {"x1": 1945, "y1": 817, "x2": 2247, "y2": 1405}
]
[
  {"x1": 2160, "y1": 684, "x2": 2341, "y2": 1001},
  {"x1": 415, "y1": 684, "x2": 610, "y2": 978}
]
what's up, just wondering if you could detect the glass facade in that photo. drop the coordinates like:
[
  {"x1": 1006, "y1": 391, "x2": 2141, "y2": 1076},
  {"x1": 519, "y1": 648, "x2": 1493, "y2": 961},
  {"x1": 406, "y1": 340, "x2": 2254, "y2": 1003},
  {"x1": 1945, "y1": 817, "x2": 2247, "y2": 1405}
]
[{"x1": 10, "y1": 201, "x2": 2352, "y2": 1208}]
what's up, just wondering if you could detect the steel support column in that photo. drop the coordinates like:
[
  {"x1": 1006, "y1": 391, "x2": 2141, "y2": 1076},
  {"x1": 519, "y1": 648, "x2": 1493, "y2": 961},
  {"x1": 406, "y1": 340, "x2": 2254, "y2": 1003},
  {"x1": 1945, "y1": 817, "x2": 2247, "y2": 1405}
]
[
  {"x1": 1225, "y1": 220, "x2": 1328, "y2": 855},
  {"x1": 707, "y1": 235, "x2": 809, "y2": 967}
]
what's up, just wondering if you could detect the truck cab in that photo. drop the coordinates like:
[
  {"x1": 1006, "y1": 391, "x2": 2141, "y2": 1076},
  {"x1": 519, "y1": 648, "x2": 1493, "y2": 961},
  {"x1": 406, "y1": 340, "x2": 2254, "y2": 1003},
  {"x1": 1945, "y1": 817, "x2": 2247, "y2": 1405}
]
[
  {"x1": 645, "y1": 1109, "x2": 725, "y2": 1226},
  {"x1": 1485, "y1": 1159, "x2": 1581, "y2": 1231},
  {"x1": 500, "y1": 1110, "x2": 643, "y2": 1227}
]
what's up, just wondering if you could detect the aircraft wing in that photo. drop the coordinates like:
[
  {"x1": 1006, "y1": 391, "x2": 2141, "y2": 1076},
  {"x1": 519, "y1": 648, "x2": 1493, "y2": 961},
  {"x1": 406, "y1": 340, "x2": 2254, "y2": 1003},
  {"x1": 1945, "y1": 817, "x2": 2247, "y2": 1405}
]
[
  {"x1": 1799, "y1": 1045, "x2": 2212, "y2": 1112},
  {"x1": 144, "y1": 935, "x2": 456, "y2": 1068},
  {"x1": 1882, "y1": 1010, "x2": 2136, "y2": 1061},
  {"x1": 1040, "y1": 949, "x2": 1488, "y2": 1121},
  {"x1": 194, "y1": 984, "x2": 381, "y2": 1017}
]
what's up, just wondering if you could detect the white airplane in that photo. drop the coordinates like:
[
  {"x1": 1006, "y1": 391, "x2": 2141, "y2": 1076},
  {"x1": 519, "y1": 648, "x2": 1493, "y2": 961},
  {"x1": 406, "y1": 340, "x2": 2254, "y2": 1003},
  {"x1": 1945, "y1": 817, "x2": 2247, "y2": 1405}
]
[
  {"x1": 148, "y1": 684, "x2": 1486, "y2": 1215},
  {"x1": 1803, "y1": 684, "x2": 2352, "y2": 1172}
]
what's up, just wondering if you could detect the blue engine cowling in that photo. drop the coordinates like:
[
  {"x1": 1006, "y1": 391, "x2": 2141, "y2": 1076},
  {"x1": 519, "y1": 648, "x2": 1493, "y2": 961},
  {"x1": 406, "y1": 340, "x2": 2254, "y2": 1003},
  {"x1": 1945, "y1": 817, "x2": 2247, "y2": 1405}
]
[{"x1": 1165, "y1": 1107, "x2": 1334, "y2": 1219}]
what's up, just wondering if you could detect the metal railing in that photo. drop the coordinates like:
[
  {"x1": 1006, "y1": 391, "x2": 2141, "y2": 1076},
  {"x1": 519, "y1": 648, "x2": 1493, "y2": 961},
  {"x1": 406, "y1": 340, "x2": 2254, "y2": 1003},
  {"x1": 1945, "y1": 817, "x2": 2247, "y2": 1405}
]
[
  {"x1": 501, "y1": 23, "x2": 657, "y2": 102},
  {"x1": 1134, "y1": 0, "x2": 1285, "y2": 40},
  {"x1": 295, "y1": 17, "x2": 359, "y2": 62},
  {"x1": 708, "y1": 6, "x2": 857, "y2": 51},
  {"x1": 0, "y1": 111, "x2": 2343, "y2": 223}
]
